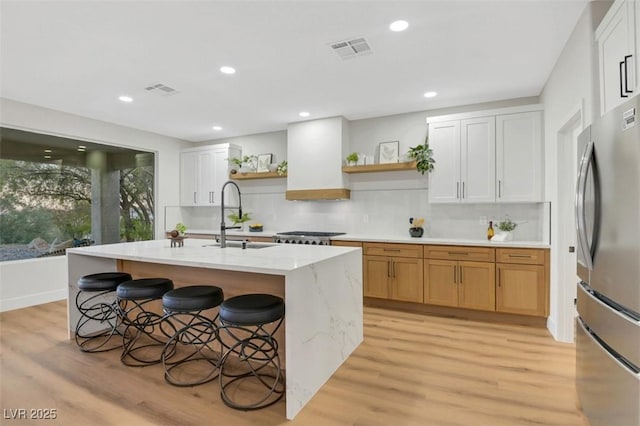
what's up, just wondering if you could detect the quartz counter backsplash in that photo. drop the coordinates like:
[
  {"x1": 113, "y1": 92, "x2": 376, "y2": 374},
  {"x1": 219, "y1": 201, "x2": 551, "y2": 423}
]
[{"x1": 165, "y1": 187, "x2": 549, "y2": 243}]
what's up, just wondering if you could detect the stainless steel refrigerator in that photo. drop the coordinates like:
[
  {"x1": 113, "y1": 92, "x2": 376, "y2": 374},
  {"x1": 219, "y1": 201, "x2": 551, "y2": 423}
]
[{"x1": 575, "y1": 96, "x2": 640, "y2": 426}]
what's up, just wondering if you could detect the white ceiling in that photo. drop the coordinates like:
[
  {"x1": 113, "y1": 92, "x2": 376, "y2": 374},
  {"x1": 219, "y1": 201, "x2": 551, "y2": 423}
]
[{"x1": 1, "y1": 0, "x2": 588, "y2": 142}]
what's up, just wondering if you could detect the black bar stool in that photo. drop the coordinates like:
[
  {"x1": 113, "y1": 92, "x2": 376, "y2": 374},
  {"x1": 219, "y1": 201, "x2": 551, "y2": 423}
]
[
  {"x1": 75, "y1": 272, "x2": 132, "y2": 353},
  {"x1": 218, "y1": 293, "x2": 285, "y2": 410},
  {"x1": 161, "y1": 285, "x2": 224, "y2": 386},
  {"x1": 116, "y1": 278, "x2": 175, "y2": 367}
]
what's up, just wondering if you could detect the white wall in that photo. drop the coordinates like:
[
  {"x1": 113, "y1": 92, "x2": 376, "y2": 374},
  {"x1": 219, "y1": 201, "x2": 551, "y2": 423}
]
[
  {"x1": 0, "y1": 98, "x2": 189, "y2": 310},
  {"x1": 540, "y1": 1, "x2": 611, "y2": 341},
  {"x1": 0, "y1": 257, "x2": 67, "y2": 311}
]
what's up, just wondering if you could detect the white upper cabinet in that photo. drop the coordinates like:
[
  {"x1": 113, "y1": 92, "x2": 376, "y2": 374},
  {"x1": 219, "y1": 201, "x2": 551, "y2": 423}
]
[
  {"x1": 427, "y1": 106, "x2": 543, "y2": 204},
  {"x1": 596, "y1": 0, "x2": 638, "y2": 115},
  {"x1": 428, "y1": 120, "x2": 461, "y2": 203},
  {"x1": 179, "y1": 144, "x2": 241, "y2": 206},
  {"x1": 428, "y1": 117, "x2": 495, "y2": 204},
  {"x1": 496, "y1": 111, "x2": 543, "y2": 203}
]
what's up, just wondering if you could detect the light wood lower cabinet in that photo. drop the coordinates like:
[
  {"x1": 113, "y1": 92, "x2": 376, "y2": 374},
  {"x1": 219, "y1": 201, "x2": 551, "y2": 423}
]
[
  {"x1": 496, "y1": 248, "x2": 549, "y2": 316},
  {"x1": 363, "y1": 243, "x2": 423, "y2": 303},
  {"x1": 424, "y1": 259, "x2": 495, "y2": 311},
  {"x1": 360, "y1": 242, "x2": 549, "y2": 319}
]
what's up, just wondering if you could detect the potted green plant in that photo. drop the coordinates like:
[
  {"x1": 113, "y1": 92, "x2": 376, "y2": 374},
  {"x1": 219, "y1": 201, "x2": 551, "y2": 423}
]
[
  {"x1": 494, "y1": 218, "x2": 517, "y2": 241},
  {"x1": 276, "y1": 160, "x2": 288, "y2": 176},
  {"x1": 227, "y1": 211, "x2": 251, "y2": 230},
  {"x1": 228, "y1": 157, "x2": 243, "y2": 173},
  {"x1": 346, "y1": 152, "x2": 359, "y2": 166},
  {"x1": 407, "y1": 136, "x2": 435, "y2": 175},
  {"x1": 175, "y1": 222, "x2": 187, "y2": 235}
]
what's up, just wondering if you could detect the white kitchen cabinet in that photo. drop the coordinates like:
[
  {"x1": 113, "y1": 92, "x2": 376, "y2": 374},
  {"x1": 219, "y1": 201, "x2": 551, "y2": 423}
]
[
  {"x1": 596, "y1": 0, "x2": 638, "y2": 115},
  {"x1": 496, "y1": 111, "x2": 543, "y2": 202},
  {"x1": 427, "y1": 105, "x2": 543, "y2": 204},
  {"x1": 180, "y1": 144, "x2": 241, "y2": 206},
  {"x1": 427, "y1": 117, "x2": 495, "y2": 203}
]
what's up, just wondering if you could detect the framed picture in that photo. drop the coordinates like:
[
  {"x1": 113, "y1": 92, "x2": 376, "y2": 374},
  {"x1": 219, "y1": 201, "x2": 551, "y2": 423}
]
[
  {"x1": 378, "y1": 141, "x2": 399, "y2": 164},
  {"x1": 257, "y1": 153, "x2": 273, "y2": 172}
]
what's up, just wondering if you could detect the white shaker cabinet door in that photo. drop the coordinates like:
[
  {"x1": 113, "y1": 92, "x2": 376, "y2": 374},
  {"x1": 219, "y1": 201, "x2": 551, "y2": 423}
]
[
  {"x1": 496, "y1": 111, "x2": 543, "y2": 202},
  {"x1": 428, "y1": 120, "x2": 461, "y2": 203},
  {"x1": 180, "y1": 151, "x2": 199, "y2": 206},
  {"x1": 460, "y1": 117, "x2": 495, "y2": 203},
  {"x1": 596, "y1": 0, "x2": 637, "y2": 115}
]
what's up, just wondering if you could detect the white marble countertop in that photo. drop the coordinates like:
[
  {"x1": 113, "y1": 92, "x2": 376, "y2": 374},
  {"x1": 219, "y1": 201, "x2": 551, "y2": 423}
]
[
  {"x1": 332, "y1": 233, "x2": 550, "y2": 249},
  {"x1": 67, "y1": 239, "x2": 359, "y2": 275},
  {"x1": 167, "y1": 228, "x2": 549, "y2": 249}
]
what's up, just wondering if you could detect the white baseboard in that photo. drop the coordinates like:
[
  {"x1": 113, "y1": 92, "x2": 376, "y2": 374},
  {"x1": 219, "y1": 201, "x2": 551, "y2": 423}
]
[{"x1": 0, "y1": 289, "x2": 67, "y2": 312}]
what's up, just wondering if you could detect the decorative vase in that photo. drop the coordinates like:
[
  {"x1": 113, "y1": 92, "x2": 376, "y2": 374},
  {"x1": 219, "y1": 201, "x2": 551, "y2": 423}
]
[{"x1": 409, "y1": 227, "x2": 424, "y2": 238}]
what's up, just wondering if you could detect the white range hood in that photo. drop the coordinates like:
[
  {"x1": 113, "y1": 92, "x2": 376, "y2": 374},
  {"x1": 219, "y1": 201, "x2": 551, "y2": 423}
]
[{"x1": 286, "y1": 116, "x2": 351, "y2": 200}]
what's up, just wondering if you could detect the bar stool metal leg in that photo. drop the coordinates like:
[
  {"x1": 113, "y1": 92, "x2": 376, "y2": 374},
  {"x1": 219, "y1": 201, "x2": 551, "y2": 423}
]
[{"x1": 217, "y1": 294, "x2": 285, "y2": 410}]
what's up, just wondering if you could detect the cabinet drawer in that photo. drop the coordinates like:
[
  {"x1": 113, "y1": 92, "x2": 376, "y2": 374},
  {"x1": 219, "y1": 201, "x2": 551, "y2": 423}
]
[
  {"x1": 424, "y1": 245, "x2": 495, "y2": 262},
  {"x1": 496, "y1": 248, "x2": 545, "y2": 265},
  {"x1": 364, "y1": 243, "x2": 422, "y2": 258}
]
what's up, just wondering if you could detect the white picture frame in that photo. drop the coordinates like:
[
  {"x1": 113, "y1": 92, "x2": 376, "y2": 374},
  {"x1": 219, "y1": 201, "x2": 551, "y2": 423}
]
[
  {"x1": 378, "y1": 141, "x2": 399, "y2": 164},
  {"x1": 257, "y1": 153, "x2": 273, "y2": 172}
]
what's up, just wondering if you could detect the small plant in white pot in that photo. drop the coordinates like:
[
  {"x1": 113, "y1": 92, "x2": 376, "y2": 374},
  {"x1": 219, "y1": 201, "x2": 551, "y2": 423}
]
[
  {"x1": 346, "y1": 152, "x2": 359, "y2": 166},
  {"x1": 494, "y1": 219, "x2": 517, "y2": 241}
]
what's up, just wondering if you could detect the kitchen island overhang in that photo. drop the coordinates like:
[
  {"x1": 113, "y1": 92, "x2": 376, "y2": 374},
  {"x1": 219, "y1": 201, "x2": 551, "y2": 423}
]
[{"x1": 66, "y1": 239, "x2": 363, "y2": 420}]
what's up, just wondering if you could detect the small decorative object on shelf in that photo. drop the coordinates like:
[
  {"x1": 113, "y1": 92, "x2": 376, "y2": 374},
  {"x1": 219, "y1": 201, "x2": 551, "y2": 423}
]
[
  {"x1": 230, "y1": 155, "x2": 258, "y2": 173},
  {"x1": 276, "y1": 160, "x2": 288, "y2": 176},
  {"x1": 379, "y1": 141, "x2": 399, "y2": 164},
  {"x1": 409, "y1": 217, "x2": 424, "y2": 238},
  {"x1": 346, "y1": 152, "x2": 359, "y2": 166},
  {"x1": 407, "y1": 135, "x2": 435, "y2": 174},
  {"x1": 257, "y1": 153, "x2": 273, "y2": 173}
]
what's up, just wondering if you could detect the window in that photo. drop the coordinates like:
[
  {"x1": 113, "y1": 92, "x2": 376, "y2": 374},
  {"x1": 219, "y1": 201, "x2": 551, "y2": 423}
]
[{"x1": 0, "y1": 128, "x2": 155, "y2": 261}]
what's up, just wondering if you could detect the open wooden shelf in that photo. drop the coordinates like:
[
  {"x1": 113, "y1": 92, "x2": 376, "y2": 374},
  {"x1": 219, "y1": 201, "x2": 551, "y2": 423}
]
[
  {"x1": 342, "y1": 161, "x2": 416, "y2": 173},
  {"x1": 229, "y1": 171, "x2": 286, "y2": 180}
]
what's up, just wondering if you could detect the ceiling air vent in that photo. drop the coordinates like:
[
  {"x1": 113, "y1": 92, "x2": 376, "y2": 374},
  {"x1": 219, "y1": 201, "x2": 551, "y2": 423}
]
[
  {"x1": 144, "y1": 83, "x2": 178, "y2": 96},
  {"x1": 330, "y1": 37, "x2": 372, "y2": 60}
]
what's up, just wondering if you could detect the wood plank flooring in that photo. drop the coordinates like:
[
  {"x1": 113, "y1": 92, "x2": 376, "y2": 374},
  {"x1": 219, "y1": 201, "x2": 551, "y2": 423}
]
[{"x1": 0, "y1": 301, "x2": 589, "y2": 425}]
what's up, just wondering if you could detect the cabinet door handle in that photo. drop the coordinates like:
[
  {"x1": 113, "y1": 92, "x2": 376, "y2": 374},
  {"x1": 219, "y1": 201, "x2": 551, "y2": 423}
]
[
  {"x1": 498, "y1": 180, "x2": 502, "y2": 198},
  {"x1": 459, "y1": 265, "x2": 463, "y2": 284},
  {"x1": 508, "y1": 254, "x2": 532, "y2": 259},
  {"x1": 620, "y1": 60, "x2": 629, "y2": 98},
  {"x1": 448, "y1": 251, "x2": 469, "y2": 256},
  {"x1": 383, "y1": 248, "x2": 401, "y2": 252},
  {"x1": 624, "y1": 55, "x2": 633, "y2": 95},
  {"x1": 193, "y1": 192, "x2": 197, "y2": 204},
  {"x1": 387, "y1": 260, "x2": 391, "y2": 278},
  {"x1": 457, "y1": 182, "x2": 460, "y2": 199},
  {"x1": 391, "y1": 260, "x2": 396, "y2": 278},
  {"x1": 453, "y1": 265, "x2": 457, "y2": 284},
  {"x1": 462, "y1": 182, "x2": 465, "y2": 199}
]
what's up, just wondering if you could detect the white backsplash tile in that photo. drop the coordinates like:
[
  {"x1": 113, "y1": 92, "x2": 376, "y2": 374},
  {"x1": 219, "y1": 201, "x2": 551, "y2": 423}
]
[{"x1": 168, "y1": 189, "x2": 549, "y2": 242}]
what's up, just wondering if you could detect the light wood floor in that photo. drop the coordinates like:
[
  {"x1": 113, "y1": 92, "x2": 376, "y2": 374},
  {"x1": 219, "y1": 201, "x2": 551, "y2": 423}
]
[{"x1": 0, "y1": 301, "x2": 589, "y2": 425}]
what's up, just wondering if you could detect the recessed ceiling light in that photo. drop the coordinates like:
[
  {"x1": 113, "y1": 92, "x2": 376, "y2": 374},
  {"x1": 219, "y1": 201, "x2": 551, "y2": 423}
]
[
  {"x1": 424, "y1": 91, "x2": 438, "y2": 98},
  {"x1": 44, "y1": 155, "x2": 51, "y2": 159},
  {"x1": 299, "y1": 111, "x2": 310, "y2": 117},
  {"x1": 220, "y1": 66, "x2": 236, "y2": 75},
  {"x1": 119, "y1": 95, "x2": 133, "y2": 103},
  {"x1": 212, "y1": 126, "x2": 223, "y2": 131},
  {"x1": 78, "y1": 145, "x2": 86, "y2": 149},
  {"x1": 44, "y1": 149, "x2": 52, "y2": 153},
  {"x1": 77, "y1": 148, "x2": 85, "y2": 152},
  {"x1": 390, "y1": 20, "x2": 409, "y2": 32}
]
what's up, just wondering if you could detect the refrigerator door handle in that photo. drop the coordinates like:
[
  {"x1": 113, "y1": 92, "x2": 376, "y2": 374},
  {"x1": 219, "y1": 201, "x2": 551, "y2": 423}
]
[{"x1": 576, "y1": 141, "x2": 594, "y2": 271}]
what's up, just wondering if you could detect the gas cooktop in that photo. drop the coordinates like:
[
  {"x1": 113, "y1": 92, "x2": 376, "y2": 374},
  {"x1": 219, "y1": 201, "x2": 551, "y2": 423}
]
[{"x1": 275, "y1": 231, "x2": 346, "y2": 237}]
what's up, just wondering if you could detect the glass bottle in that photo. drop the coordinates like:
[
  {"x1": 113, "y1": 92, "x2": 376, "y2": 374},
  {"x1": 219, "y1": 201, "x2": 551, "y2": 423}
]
[{"x1": 487, "y1": 221, "x2": 495, "y2": 240}]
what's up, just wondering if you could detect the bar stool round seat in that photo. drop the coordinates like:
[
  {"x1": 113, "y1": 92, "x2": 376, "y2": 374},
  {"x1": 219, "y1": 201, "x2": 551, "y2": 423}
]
[
  {"x1": 75, "y1": 272, "x2": 132, "y2": 353},
  {"x1": 218, "y1": 293, "x2": 285, "y2": 411},
  {"x1": 117, "y1": 278, "x2": 174, "y2": 367},
  {"x1": 161, "y1": 285, "x2": 225, "y2": 387}
]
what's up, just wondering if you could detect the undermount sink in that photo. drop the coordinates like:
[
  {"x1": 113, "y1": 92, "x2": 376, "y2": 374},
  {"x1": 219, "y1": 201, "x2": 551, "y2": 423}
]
[{"x1": 202, "y1": 241, "x2": 275, "y2": 249}]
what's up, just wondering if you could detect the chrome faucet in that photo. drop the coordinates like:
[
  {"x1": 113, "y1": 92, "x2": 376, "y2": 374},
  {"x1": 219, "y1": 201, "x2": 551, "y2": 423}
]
[{"x1": 220, "y1": 180, "x2": 243, "y2": 248}]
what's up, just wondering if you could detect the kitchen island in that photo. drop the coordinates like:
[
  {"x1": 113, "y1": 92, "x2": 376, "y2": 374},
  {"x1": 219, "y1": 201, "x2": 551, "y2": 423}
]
[{"x1": 66, "y1": 239, "x2": 363, "y2": 420}]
